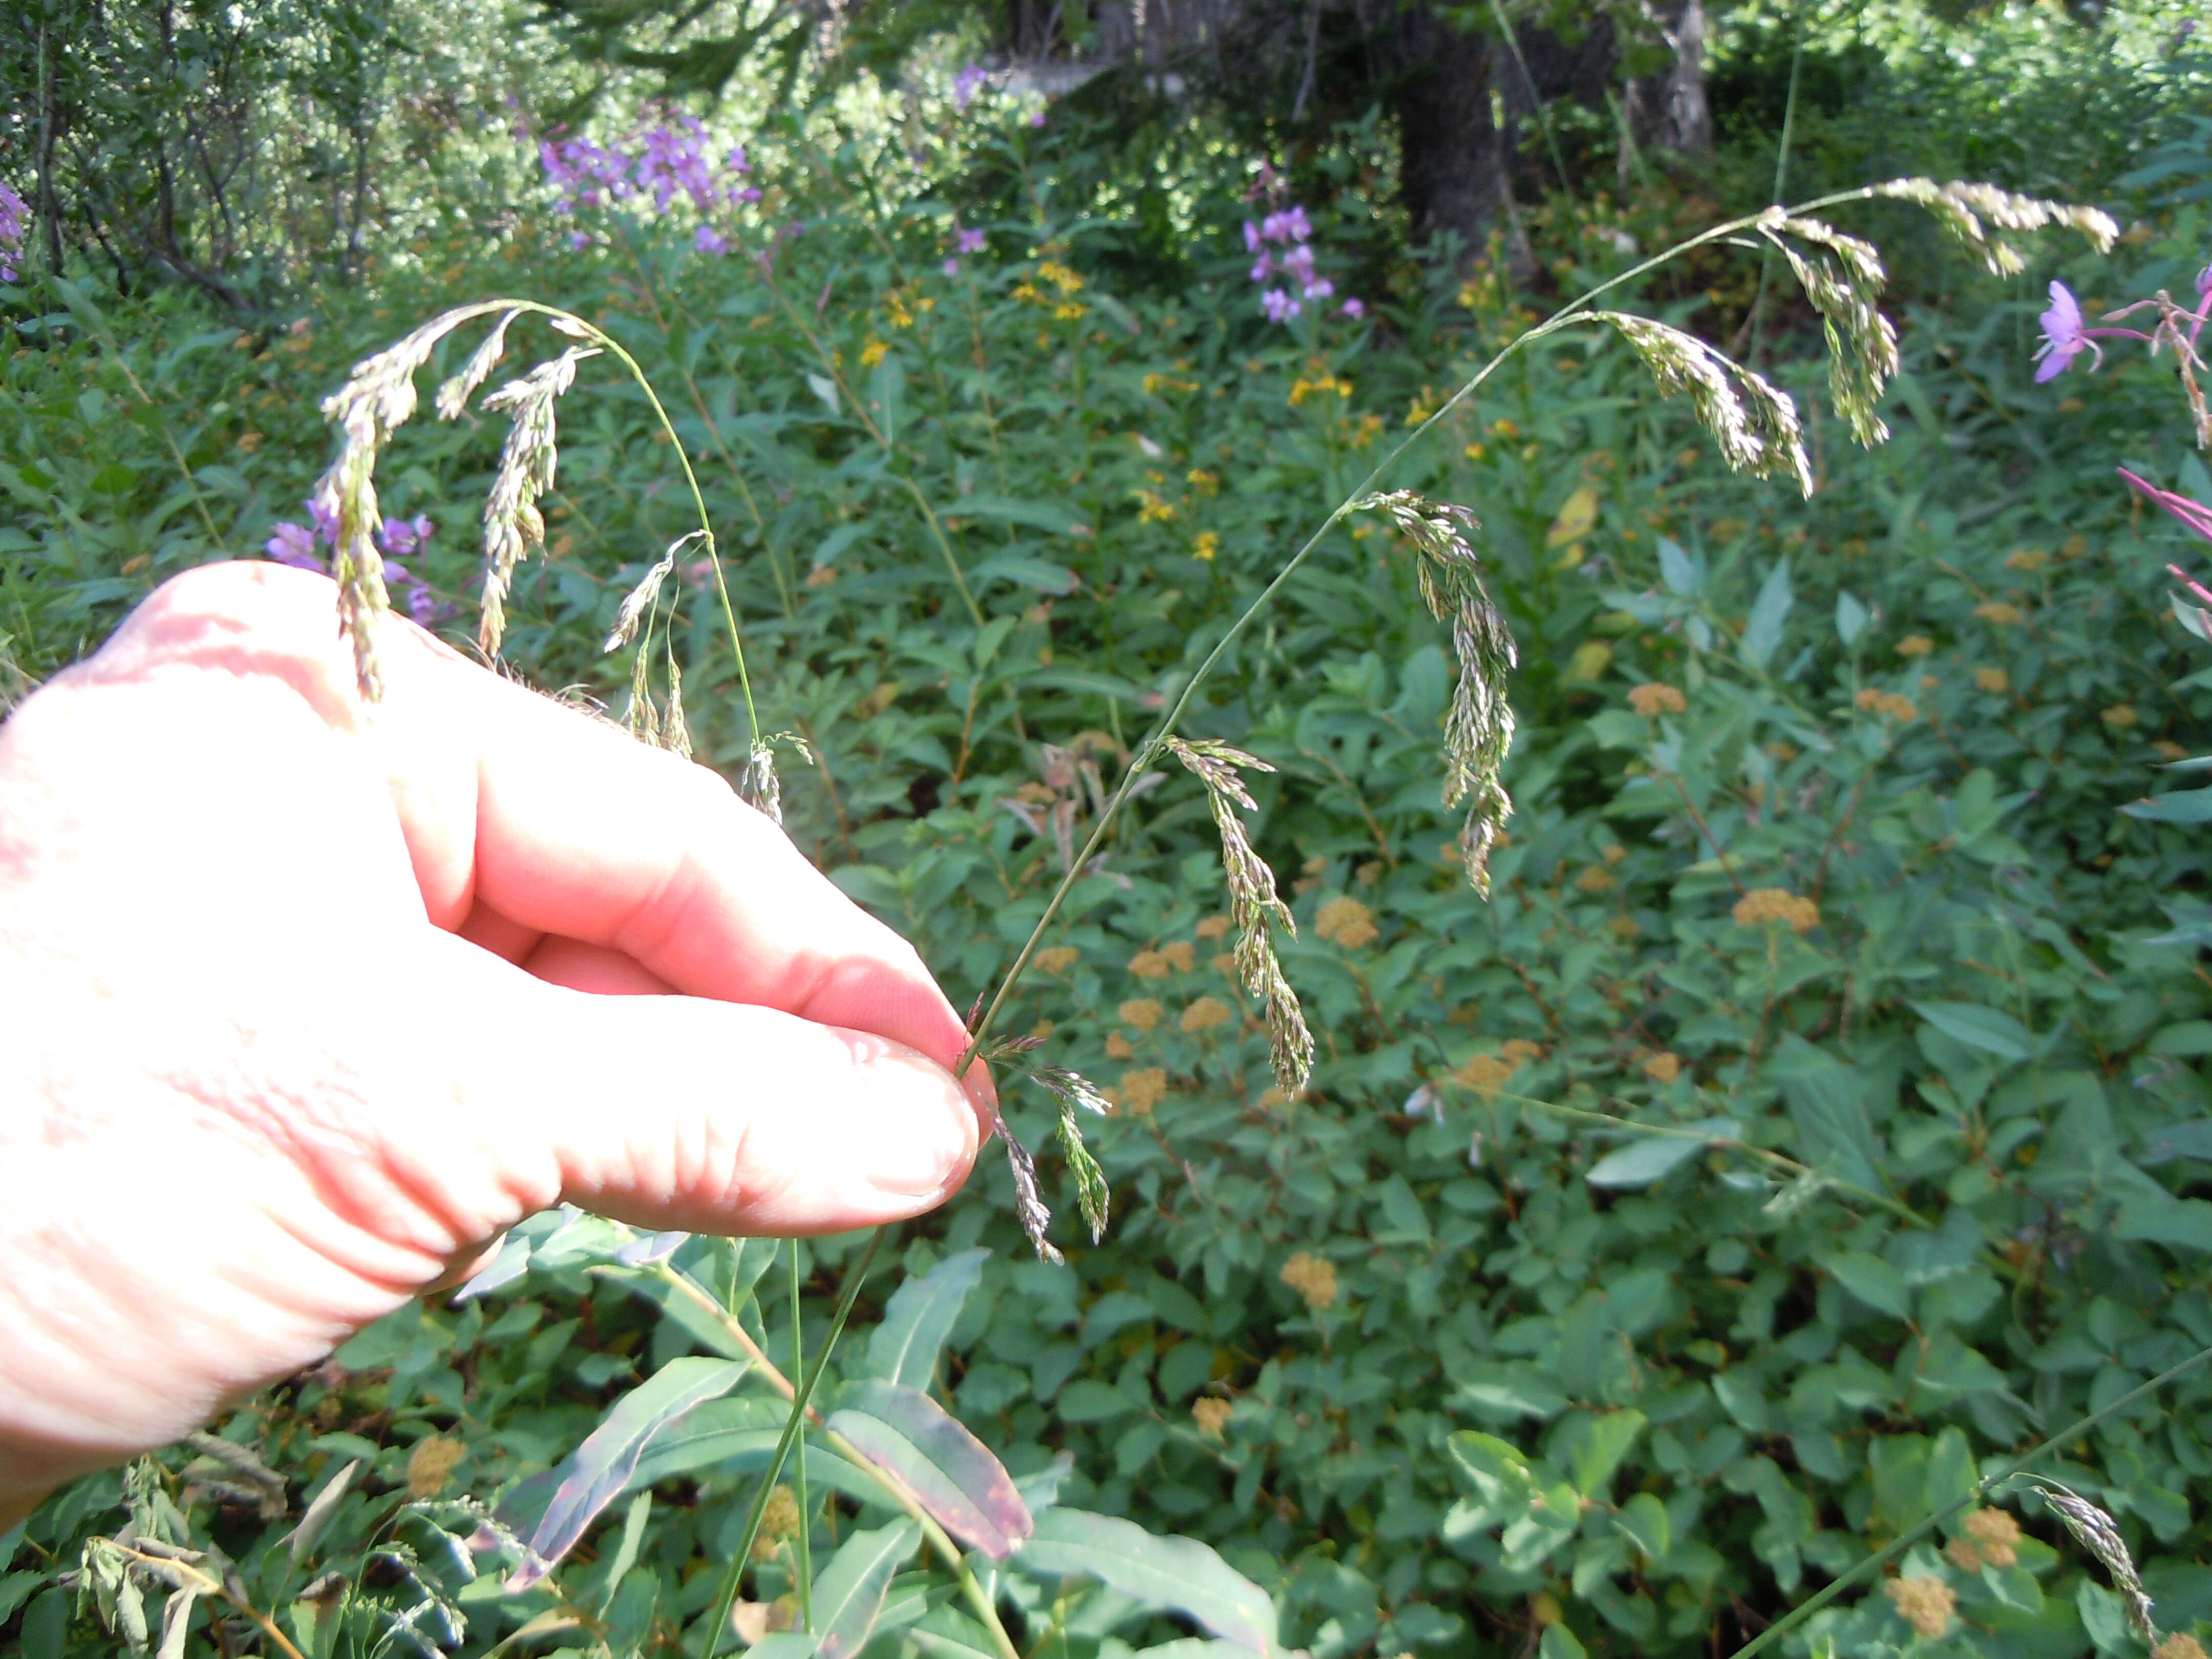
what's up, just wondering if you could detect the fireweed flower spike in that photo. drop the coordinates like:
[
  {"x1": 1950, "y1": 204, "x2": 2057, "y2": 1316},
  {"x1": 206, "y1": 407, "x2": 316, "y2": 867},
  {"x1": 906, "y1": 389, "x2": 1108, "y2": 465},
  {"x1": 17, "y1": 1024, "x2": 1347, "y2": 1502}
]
[{"x1": 2035, "y1": 281, "x2": 2101, "y2": 381}]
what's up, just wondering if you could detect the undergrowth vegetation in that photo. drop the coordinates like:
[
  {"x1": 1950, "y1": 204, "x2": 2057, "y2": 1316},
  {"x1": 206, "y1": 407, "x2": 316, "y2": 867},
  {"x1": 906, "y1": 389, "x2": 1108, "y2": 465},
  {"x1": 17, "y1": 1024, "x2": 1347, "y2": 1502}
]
[{"x1": 8, "y1": 14, "x2": 2212, "y2": 1659}]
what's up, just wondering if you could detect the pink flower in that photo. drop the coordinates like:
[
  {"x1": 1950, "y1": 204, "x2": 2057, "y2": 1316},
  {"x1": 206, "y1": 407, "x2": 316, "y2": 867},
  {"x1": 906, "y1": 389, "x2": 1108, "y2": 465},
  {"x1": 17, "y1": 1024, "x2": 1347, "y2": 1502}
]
[
  {"x1": 2120, "y1": 466, "x2": 2212, "y2": 543},
  {"x1": 2034, "y1": 281, "x2": 2100, "y2": 382},
  {"x1": 943, "y1": 257, "x2": 960, "y2": 276},
  {"x1": 1249, "y1": 253, "x2": 1273, "y2": 284},
  {"x1": 1242, "y1": 221, "x2": 1262, "y2": 254},
  {"x1": 1260, "y1": 288, "x2": 1300, "y2": 324},
  {"x1": 957, "y1": 228, "x2": 987, "y2": 254},
  {"x1": 377, "y1": 514, "x2": 434, "y2": 559},
  {"x1": 695, "y1": 224, "x2": 729, "y2": 254},
  {"x1": 952, "y1": 64, "x2": 987, "y2": 109},
  {"x1": 1339, "y1": 297, "x2": 1366, "y2": 319}
]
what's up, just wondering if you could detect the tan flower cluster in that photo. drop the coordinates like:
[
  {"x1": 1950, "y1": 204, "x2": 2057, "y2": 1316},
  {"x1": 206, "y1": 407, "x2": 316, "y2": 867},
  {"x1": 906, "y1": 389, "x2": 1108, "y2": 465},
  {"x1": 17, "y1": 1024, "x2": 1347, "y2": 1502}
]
[
  {"x1": 1962, "y1": 1507, "x2": 2021, "y2": 1567},
  {"x1": 752, "y1": 1485, "x2": 801, "y2": 1558},
  {"x1": 2155, "y1": 1635, "x2": 2211, "y2": 1659},
  {"x1": 2103, "y1": 704, "x2": 2139, "y2": 729},
  {"x1": 1575, "y1": 866, "x2": 1617, "y2": 894},
  {"x1": 1895, "y1": 634, "x2": 1936, "y2": 657},
  {"x1": 1642, "y1": 1051, "x2": 1682, "y2": 1084},
  {"x1": 1315, "y1": 896, "x2": 1378, "y2": 947},
  {"x1": 1196, "y1": 914, "x2": 1232, "y2": 940},
  {"x1": 1454, "y1": 1053, "x2": 1514, "y2": 1094},
  {"x1": 407, "y1": 1435, "x2": 463, "y2": 1499},
  {"x1": 1884, "y1": 1573, "x2": 1956, "y2": 1637},
  {"x1": 1105, "y1": 1032, "x2": 1134, "y2": 1059},
  {"x1": 1855, "y1": 688, "x2": 1919, "y2": 720},
  {"x1": 2005, "y1": 548, "x2": 2048, "y2": 571},
  {"x1": 1034, "y1": 945, "x2": 1080, "y2": 974},
  {"x1": 1975, "y1": 667, "x2": 2010, "y2": 693},
  {"x1": 1118, "y1": 1067, "x2": 1168, "y2": 1115},
  {"x1": 1280, "y1": 1251, "x2": 1339, "y2": 1309},
  {"x1": 1190, "y1": 1397, "x2": 1232, "y2": 1438},
  {"x1": 1130, "y1": 940, "x2": 1196, "y2": 979},
  {"x1": 1733, "y1": 887, "x2": 1820, "y2": 933},
  {"x1": 1181, "y1": 996, "x2": 1232, "y2": 1033},
  {"x1": 1974, "y1": 600, "x2": 2025, "y2": 625},
  {"x1": 1601, "y1": 843, "x2": 1626, "y2": 864},
  {"x1": 1628, "y1": 682, "x2": 1688, "y2": 717},
  {"x1": 1119, "y1": 998, "x2": 1163, "y2": 1032}
]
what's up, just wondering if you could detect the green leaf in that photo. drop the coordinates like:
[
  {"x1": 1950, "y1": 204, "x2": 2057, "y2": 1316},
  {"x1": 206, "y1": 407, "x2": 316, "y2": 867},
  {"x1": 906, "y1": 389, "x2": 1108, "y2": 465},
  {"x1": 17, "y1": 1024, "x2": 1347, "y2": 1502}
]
[
  {"x1": 1824, "y1": 1251, "x2": 1912, "y2": 1320},
  {"x1": 907, "y1": 1606, "x2": 1001, "y2": 1659},
  {"x1": 514, "y1": 1357, "x2": 750, "y2": 1587},
  {"x1": 1741, "y1": 557, "x2": 1793, "y2": 670},
  {"x1": 811, "y1": 1521, "x2": 922, "y2": 1659},
  {"x1": 1908, "y1": 1001, "x2": 2033, "y2": 1061},
  {"x1": 2122, "y1": 786, "x2": 2212, "y2": 823},
  {"x1": 972, "y1": 552, "x2": 1080, "y2": 594},
  {"x1": 866, "y1": 352, "x2": 904, "y2": 446},
  {"x1": 1836, "y1": 590, "x2": 1868, "y2": 646},
  {"x1": 1539, "y1": 1620, "x2": 1589, "y2": 1659},
  {"x1": 826, "y1": 1380, "x2": 1032, "y2": 1559},
  {"x1": 864, "y1": 1249, "x2": 989, "y2": 1389},
  {"x1": 954, "y1": 494, "x2": 1089, "y2": 535},
  {"x1": 1614, "y1": 1493, "x2": 1670, "y2": 1560},
  {"x1": 1568, "y1": 1410, "x2": 1646, "y2": 1497},
  {"x1": 1585, "y1": 1119, "x2": 1737, "y2": 1188},
  {"x1": 2111, "y1": 1194, "x2": 2212, "y2": 1251},
  {"x1": 1018, "y1": 1508, "x2": 1279, "y2": 1654}
]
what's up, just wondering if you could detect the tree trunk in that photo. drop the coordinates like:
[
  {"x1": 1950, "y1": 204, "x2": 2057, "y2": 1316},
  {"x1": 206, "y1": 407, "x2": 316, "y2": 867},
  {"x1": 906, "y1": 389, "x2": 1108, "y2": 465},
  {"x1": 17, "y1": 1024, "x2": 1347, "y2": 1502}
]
[
  {"x1": 1380, "y1": 5, "x2": 1518, "y2": 269},
  {"x1": 1628, "y1": 0, "x2": 1710, "y2": 157}
]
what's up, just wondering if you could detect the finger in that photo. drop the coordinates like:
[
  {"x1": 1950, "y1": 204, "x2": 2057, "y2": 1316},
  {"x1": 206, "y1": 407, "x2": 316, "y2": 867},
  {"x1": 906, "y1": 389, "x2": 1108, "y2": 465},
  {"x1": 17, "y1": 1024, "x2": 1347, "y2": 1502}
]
[
  {"x1": 363, "y1": 606, "x2": 994, "y2": 1117},
  {"x1": 444, "y1": 937, "x2": 983, "y2": 1236}
]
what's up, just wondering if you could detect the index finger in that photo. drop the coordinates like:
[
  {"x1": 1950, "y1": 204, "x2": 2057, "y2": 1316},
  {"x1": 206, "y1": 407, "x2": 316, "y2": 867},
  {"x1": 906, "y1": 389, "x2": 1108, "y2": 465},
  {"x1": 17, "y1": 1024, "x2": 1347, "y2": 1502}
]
[{"x1": 375, "y1": 624, "x2": 993, "y2": 1113}]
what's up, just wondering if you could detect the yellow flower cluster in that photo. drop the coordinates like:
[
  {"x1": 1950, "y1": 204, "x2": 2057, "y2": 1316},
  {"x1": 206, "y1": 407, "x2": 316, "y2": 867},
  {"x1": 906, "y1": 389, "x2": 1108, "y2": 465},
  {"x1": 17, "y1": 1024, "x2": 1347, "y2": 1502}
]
[
  {"x1": 1289, "y1": 372, "x2": 1353, "y2": 407},
  {"x1": 1975, "y1": 667, "x2": 2009, "y2": 693},
  {"x1": 1118, "y1": 1067, "x2": 1167, "y2": 1115},
  {"x1": 1883, "y1": 1574, "x2": 1955, "y2": 1639},
  {"x1": 1628, "y1": 683, "x2": 1688, "y2": 717},
  {"x1": 1315, "y1": 895, "x2": 1378, "y2": 948},
  {"x1": 1119, "y1": 998, "x2": 1163, "y2": 1032},
  {"x1": 860, "y1": 337, "x2": 888, "y2": 367},
  {"x1": 883, "y1": 289, "x2": 914, "y2": 329},
  {"x1": 2005, "y1": 548, "x2": 2048, "y2": 571},
  {"x1": 1279, "y1": 1251, "x2": 1339, "y2": 1309},
  {"x1": 1181, "y1": 996, "x2": 1232, "y2": 1033},
  {"x1": 1974, "y1": 600, "x2": 2024, "y2": 625},
  {"x1": 1733, "y1": 887, "x2": 1820, "y2": 933},
  {"x1": 1196, "y1": 914, "x2": 1232, "y2": 940},
  {"x1": 2156, "y1": 1635, "x2": 2211, "y2": 1659},
  {"x1": 1190, "y1": 1397, "x2": 1232, "y2": 1438},
  {"x1": 1855, "y1": 688, "x2": 1918, "y2": 721},
  {"x1": 753, "y1": 1485, "x2": 801, "y2": 1558},
  {"x1": 1034, "y1": 946, "x2": 1079, "y2": 973},
  {"x1": 1895, "y1": 634, "x2": 1936, "y2": 657},
  {"x1": 1128, "y1": 941, "x2": 1195, "y2": 979},
  {"x1": 1133, "y1": 487, "x2": 1178, "y2": 524},
  {"x1": 407, "y1": 1435, "x2": 464, "y2": 1498},
  {"x1": 1142, "y1": 370, "x2": 1198, "y2": 395},
  {"x1": 1186, "y1": 469, "x2": 1220, "y2": 494},
  {"x1": 2103, "y1": 704, "x2": 2139, "y2": 728},
  {"x1": 1192, "y1": 531, "x2": 1220, "y2": 561},
  {"x1": 1574, "y1": 866, "x2": 1616, "y2": 894},
  {"x1": 1641, "y1": 1051, "x2": 1682, "y2": 1084},
  {"x1": 1945, "y1": 1508, "x2": 2020, "y2": 1571}
]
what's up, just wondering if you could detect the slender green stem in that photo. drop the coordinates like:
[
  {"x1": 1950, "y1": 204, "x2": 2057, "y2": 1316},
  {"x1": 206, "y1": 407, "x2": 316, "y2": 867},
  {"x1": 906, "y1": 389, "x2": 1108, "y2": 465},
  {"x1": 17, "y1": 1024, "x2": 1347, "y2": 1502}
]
[
  {"x1": 699, "y1": 1227, "x2": 884, "y2": 1658},
  {"x1": 788, "y1": 1240, "x2": 812, "y2": 1634},
  {"x1": 1487, "y1": 0, "x2": 1571, "y2": 194},
  {"x1": 955, "y1": 183, "x2": 1895, "y2": 1073},
  {"x1": 1747, "y1": 0, "x2": 1809, "y2": 359},
  {"x1": 1731, "y1": 1342, "x2": 2212, "y2": 1658}
]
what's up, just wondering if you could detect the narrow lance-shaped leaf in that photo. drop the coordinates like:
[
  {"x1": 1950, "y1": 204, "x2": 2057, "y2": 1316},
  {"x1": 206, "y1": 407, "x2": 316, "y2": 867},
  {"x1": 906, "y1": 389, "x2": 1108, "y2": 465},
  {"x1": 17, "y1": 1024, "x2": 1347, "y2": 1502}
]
[
  {"x1": 864, "y1": 1247, "x2": 990, "y2": 1389},
  {"x1": 827, "y1": 1380, "x2": 1033, "y2": 1560},
  {"x1": 1017, "y1": 1508, "x2": 1280, "y2": 1656},
  {"x1": 509, "y1": 1357, "x2": 750, "y2": 1588},
  {"x1": 810, "y1": 1520, "x2": 923, "y2": 1659}
]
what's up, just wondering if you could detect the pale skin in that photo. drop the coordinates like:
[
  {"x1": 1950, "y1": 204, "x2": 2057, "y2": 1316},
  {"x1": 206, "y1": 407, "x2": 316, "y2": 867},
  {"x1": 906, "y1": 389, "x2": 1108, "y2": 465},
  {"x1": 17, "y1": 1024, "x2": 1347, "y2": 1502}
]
[{"x1": 0, "y1": 561, "x2": 995, "y2": 1530}]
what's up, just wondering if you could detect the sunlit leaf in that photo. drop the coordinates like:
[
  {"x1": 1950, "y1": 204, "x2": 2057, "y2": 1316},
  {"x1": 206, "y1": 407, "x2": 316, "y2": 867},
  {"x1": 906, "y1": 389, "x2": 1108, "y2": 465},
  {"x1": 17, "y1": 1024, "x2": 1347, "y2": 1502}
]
[
  {"x1": 1017, "y1": 1508, "x2": 1278, "y2": 1654},
  {"x1": 827, "y1": 1380, "x2": 1031, "y2": 1559}
]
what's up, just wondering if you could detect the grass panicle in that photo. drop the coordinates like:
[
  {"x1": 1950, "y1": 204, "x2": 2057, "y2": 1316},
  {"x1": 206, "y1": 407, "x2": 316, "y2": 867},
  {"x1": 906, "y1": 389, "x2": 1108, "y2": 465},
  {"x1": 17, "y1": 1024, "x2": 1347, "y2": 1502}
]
[
  {"x1": 1589, "y1": 313, "x2": 1814, "y2": 495},
  {"x1": 1345, "y1": 493, "x2": 1519, "y2": 896},
  {"x1": 1877, "y1": 176, "x2": 2119, "y2": 275},
  {"x1": 2020, "y1": 1479, "x2": 2157, "y2": 1644},
  {"x1": 478, "y1": 344, "x2": 596, "y2": 659},
  {"x1": 1162, "y1": 737, "x2": 1314, "y2": 1094},
  {"x1": 1764, "y1": 215, "x2": 1901, "y2": 446}
]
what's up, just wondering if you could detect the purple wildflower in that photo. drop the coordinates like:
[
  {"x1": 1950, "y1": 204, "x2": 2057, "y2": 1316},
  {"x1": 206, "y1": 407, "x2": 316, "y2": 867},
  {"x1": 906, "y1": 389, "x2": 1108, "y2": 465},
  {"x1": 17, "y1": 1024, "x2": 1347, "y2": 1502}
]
[
  {"x1": 1260, "y1": 288, "x2": 1300, "y2": 324},
  {"x1": 957, "y1": 227, "x2": 987, "y2": 254},
  {"x1": 953, "y1": 64, "x2": 987, "y2": 109},
  {"x1": 942, "y1": 257, "x2": 960, "y2": 276},
  {"x1": 696, "y1": 224, "x2": 730, "y2": 255},
  {"x1": 1250, "y1": 252, "x2": 1274, "y2": 284},
  {"x1": 1305, "y1": 277, "x2": 1335, "y2": 302},
  {"x1": 569, "y1": 231, "x2": 594, "y2": 251},
  {"x1": 1242, "y1": 221, "x2": 1263, "y2": 254},
  {"x1": 2034, "y1": 281, "x2": 2099, "y2": 382},
  {"x1": 1339, "y1": 297, "x2": 1366, "y2": 319},
  {"x1": 1281, "y1": 242, "x2": 1316, "y2": 287},
  {"x1": 264, "y1": 522, "x2": 323, "y2": 571},
  {"x1": 377, "y1": 514, "x2": 434, "y2": 559},
  {"x1": 735, "y1": 185, "x2": 762, "y2": 204},
  {"x1": 0, "y1": 181, "x2": 25, "y2": 285},
  {"x1": 310, "y1": 497, "x2": 340, "y2": 545},
  {"x1": 1029, "y1": 110, "x2": 1046, "y2": 128},
  {"x1": 724, "y1": 145, "x2": 752, "y2": 178}
]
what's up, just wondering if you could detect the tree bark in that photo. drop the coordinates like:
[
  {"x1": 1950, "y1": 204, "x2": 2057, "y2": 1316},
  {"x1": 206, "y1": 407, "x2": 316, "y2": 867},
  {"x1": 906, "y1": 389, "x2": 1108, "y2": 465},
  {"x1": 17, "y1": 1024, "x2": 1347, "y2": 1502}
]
[
  {"x1": 1628, "y1": 0, "x2": 1710, "y2": 157},
  {"x1": 1380, "y1": 5, "x2": 1515, "y2": 268}
]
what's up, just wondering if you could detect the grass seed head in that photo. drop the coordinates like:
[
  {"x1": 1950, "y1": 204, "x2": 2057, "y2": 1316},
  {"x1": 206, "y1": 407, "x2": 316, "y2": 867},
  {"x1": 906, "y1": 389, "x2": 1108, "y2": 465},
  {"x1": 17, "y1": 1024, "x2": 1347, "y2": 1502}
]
[{"x1": 2024, "y1": 1480, "x2": 2156, "y2": 1645}]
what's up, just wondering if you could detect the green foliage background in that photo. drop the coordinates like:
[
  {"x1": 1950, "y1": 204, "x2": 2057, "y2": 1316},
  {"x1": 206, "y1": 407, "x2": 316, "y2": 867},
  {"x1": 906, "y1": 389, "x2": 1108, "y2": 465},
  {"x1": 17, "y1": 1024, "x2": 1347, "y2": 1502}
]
[{"x1": 7, "y1": 7, "x2": 2212, "y2": 1659}]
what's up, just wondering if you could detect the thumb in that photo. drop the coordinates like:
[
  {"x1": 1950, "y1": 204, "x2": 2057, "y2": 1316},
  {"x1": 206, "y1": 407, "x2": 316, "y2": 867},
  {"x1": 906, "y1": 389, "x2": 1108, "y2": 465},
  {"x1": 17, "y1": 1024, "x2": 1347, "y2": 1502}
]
[{"x1": 445, "y1": 941, "x2": 985, "y2": 1239}]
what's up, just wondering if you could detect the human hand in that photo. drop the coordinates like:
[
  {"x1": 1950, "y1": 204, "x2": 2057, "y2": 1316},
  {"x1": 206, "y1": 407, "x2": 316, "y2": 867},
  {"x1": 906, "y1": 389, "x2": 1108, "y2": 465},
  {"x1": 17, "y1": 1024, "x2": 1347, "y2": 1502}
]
[{"x1": 0, "y1": 561, "x2": 992, "y2": 1526}]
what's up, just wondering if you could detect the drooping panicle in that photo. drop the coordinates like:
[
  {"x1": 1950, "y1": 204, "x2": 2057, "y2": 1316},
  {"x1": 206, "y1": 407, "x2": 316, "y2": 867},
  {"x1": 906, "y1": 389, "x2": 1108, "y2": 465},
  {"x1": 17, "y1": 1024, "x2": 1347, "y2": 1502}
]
[
  {"x1": 1877, "y1": 178, "x2": 2118, "y2": 276},
  {"x1": 604, "y1": 534, "x2": 701, "y2": 653},
  {"x1": 1346, "y1": 493, "x2": 1520, "y2": 896},
  {"x1": 738, "y1": 731, "x2": 813, "y2": 826},
  {"x1": 1032, "y1": 1067, "x2": 1112, "y2": 1243},
  {"x1": 1588, "y1": 314, "x2": 1814, "y2": 496},
  {"x1": 2019, "y1": 1481, "x2": 2155, "y2": 1645},
  {"x1": 1762, "y1": 215, "x2": 1901, "y2": 447},
  {"x1": 479, "y1": 345, "x2": 599, "y2": 658},
  {"x1": 1162, "y1": 737, "x2": 1314, "y2": 1095}
]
